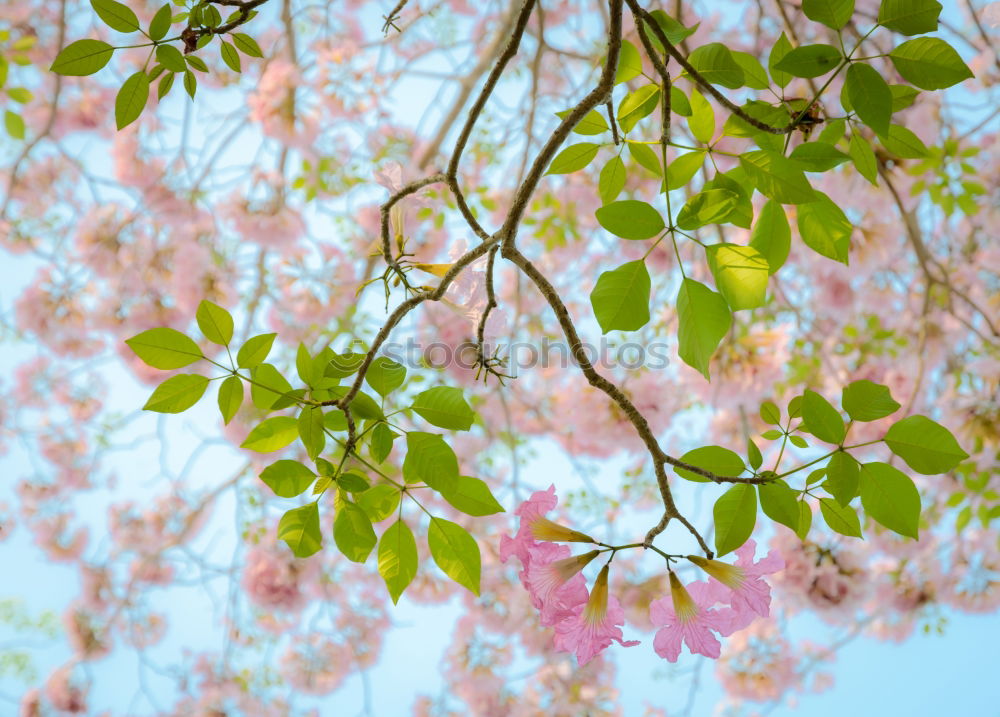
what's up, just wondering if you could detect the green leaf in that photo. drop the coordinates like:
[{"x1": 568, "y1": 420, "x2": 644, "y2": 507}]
[
  {"x1": 115, "y1": 71, "x2": 150, "y2": 130},
  {"x1": 412, "y1": 386, "x2": 475, "y2": 431},
  {"x1": 789, "y1": 434, "x2": 809, "y2": 449},
  {"x1": 889, "y1": 38, "x2": 973, "y2": 90},
  {"x1": 155, "y1": 44, "x2": 186, "y2": 72},
  {"x1": 670, "y1": 86, "x2": 692, "y2": 116},
  {"x1": 91, "y1": 0, "x2": 141, "y2": 32},
  {"x1": 402, "y1": 432, "x2": 459, "y2": 493},
  {"x1": 826, "y1": 451, "x2": 861, "y2": 505},
  {"x1": 884, "y1": 415, "x2": 969, "y2": 474},
  {"x1": 324, "y1": 351, "x2": 366, "y2": 378},
  {"x1": 789, "y1": 142, "x2": 851, "y2": 172},
  {"x1": 277, "y1": 503, "x2": 322, "y2": 557},
  {"x1": 859, "y1": 461, "x2": 921, "y2": 538},
  {"x1": 595, "y1": 200, "x2": 665, "y2": 240},
  {"x1": 148, "y1": 4, "x2": 172, "y2": 41},
  {"x1": 358, "y1": 484, "x2": 401, "y2": 522},
  {"x1": 217, "y1": 375, "x2": 243, "y2": 425},
  {"x1": 878, "y1": 0, "x2": 943, "y2": 35},
  {"x1": 627, "y1": 141, "x2": 662, "y2": 176},
  {"x1": 820, "y1": 497, "x2": 863, "y2": 537},
  {"x1": 195, "y1": 299, "x2": 233, "y2": 346},
  {"x1": 546, "y1": 142, "x2": 600, "y2": 174},
  {"x1": 666, "y1": 151, "x2": 705, "y2": 191},
  {"x1": 143, "y1": 373, "x2": 209, "y2": 413},
  {"x1": 676, "y1": 189, "x2": 740, "y2": 230},
  {"x1": 337, "y1": 471, "x2": 370, "y2": 493},
  {"x1": 260, "y1": 459, "x2": 316, "y2": 498},
  {"x1": 750, "y1": 200, "x2": 791, "y2": 275},
  {"x1": 156, "y1": 72, "x2": 174, "y2": 100},
  {"x1": 615, "y1": 39, "x2": 643, "y2": 84},
  {"x1": 428, "y1": 517, "x2": 481, "y2": 595},
  {"x1": 327, "y1": 386, "x2": 384, "y2": 420},
  {"x1": 298, "y1": 407, "x2": 325, "y2": 461},
  {"x1": 705, "y1": 244, "x2": 770, "y2": 310},
  {"x1": 796, "y1": 501, "x2": 813, "y2": 539},
  {"x1": 250, "y1": 363, "x2": 294, "y2": 410},
  {"x1": 644, "y1": 10, "x2": 699, "y2": 49},
  {"x1": 803, "y1": 0, "x2": 855, "y2": 29},
  {"x1": 768, "y1": 32, "x2": 794, "y2": 88},
  {"x1": 802, "y1": 389, "x2": 846, "y2": 444},
  {"x1": 598, "y1": 156, "x2": 626, "y2": 204},
  {"x1": 4, "y1": 111, "x2": 24, "y2": 140},
  {"x1": 556, "y1": 108, "x2": 608, "y2": 136},
  {"x1": 889, "y1": 84, "x2": 920, "y2": 111},
  {"x1": 183, "y1": 69, "x2": 197, "y2": 99},
  {"x1": 688, "y1": 88, "x2": 715, "y2": 144},
  {"x1": 590, "y1": 260, "x2": 651, "y2": 333},
  {"x1": 760, "y1": 400, "x2": 781, "y2": 425},
  {"x1": 774, "y1": 44, "x2": 842, "y2": 78},
  {"x1": 842, "y1": 379, "x2": 901, "y2": 421},
  {"x1": 676, "y1": 278, "x2": 731, "y2": 380},
  {"x1": 6, "y1": 88, "x2": 33, "y2": 104},
  {"x1": 844, "y1": 63, "x2": 892, "y2": 136},
  {"x1": 232, "y1": 32, "x2": 263, "y2": 57},
  {"x1": 126, "y1": 327, "x2": 202, "y2": 369},
  {"x1": 675, "y1": 445, "x2": 746, "y2": 483},
  {"x1": 704, "y1": 172, "x2": 753, "y2": 229},
  {"x1": 50, "y1": 39, "x2": 115, "y2": 76},
  {"x1": 731, "y1": 51, "x2": 769, "y2": 90},
  {"x1": 185, "y1": 55, "x2": 208, "y2": 73},
  {"x1": 797, "y1": 191, "x2": 852, "y2": 263},
  {"x1": 881, "y1": 124, "x2": 929, "y2": 158},
  {"x1": 687, "y1": 43, "x2": 744, "y2": 89},
  {"x1": 334, "y1": 500, "x2": 377, "y2": 563},
  {"x1": 714, "y1": 484, "x2": 757, "y2": 556},
  {"x1": 295, "y1": 344, "x2": 317, "y2": 386},
  {"x1": 759, "y1": 479, "x2": 800, "y2": 532},
  {"x1": 241, "y1": 416, "x2": 298, "y2": 452},
  {"x1": 379, "y1": 519, "x2": 418, "y2": 604},
  {"x1": 369, "y1": 423, "x2": 397, "y2": 463},
  {"x1": 617, "y1": 84, "x2": 660, "y2": 133},
  {"x1": 438, "y1": 476, "x2": 505, "y2": 516},
  {"x1": 739, "y1": 150, "x2": 816, "y2": 204},
  {"x1": 219, "y1": 41, "x2": 241, "y2": 73},
  {"x1": 849, "y1": 131, "x2": 879, "y2": 185},
  {"x1": 365, "y1": 356, "x2": 406, "y2": 397},
  {"x1": 747, "y1": 438, "x2": 763, "y2": 470},
  {"x1": 236, "y1": 333, "x2": 276, "y2": 369}
]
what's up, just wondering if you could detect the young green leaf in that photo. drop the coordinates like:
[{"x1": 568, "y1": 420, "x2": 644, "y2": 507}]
[
  {"x1": 826, "y1": 451, "x2": 861, "y2": 505},
  {"x1": 747, "y1": 438, "x2": 763, "y2": 470},
  {"x1": 297, "y1": 407, "x2": 325, "y2": 461},
  {"x1": 705, "y1": 244, "x2": 770, "y2": 310},
  {"x1": 844, "y1": 63, "x2": 892, "y2": 136},
  {"x1": 796, "y1": 501, "x2": 813, "y2": 539},
  {"x1": 749, "y1": 200, "x2": 791, "y2": 275},
  {"x1": 768, "y1": 32, "x2": 794, "y2": 88},
  {"x1": 250, "y1": 363, "x2": 294, "y2": 411},
  {"x1": 556, "y1": 108, "x2": 609, "y2": 136},
  {"x1": 617, "y1": 85, "x2": 660, "y2": 133},
  {"x1": 803, "y1": 0, "x2": 855, "y2": 29},
  {"x1": 428, "y1": 517, "x2": 481, "y2": 595},
  {"x1": 859, "y1": 461, "x2": 921, "y2": 538},
  {"x1": 760, "y1": 400, "x2": 782, "y2": 425},
  {"x1": 676, "y1": 278, "x2": 732, "y2": 380},
  {"x1": 595, "y1": 200, "x2": 665, "y2": 240},
  {"x1": 148, "y1": 4, "x2": 172, "y2": 42},
  {"x1": 739, "y1": 150, "x2": 816, "y2": 204},
  {"x1": 731, "y1": 51, "x2": 769, "y2": 90},
  {"x1": 598, "y1": 156, "x2": 626, "y2": 204},
  {"x1": 402, "y1": 432, "x2": 459, "y2": 493},
  {"x1": 820, "y1": 497, "x2": 863, "y2": 537},
  {"x1": 773, "y1": 44, "x2": 842, "y2": 78},
  {"x1": 884, "y1": 415, "x2": 969, "y2": 474},
  {"x1": 438, "y1": 476, "x2": 505, "y2": 516},
  {"x1": 889, "y1": 38, "x2": 973, "y2": 90},
  {"x1": 157, "y1": 72, "x2": 174, "y2": 100},
  {"x1": 849, "y1": 131, "x2": 879, "y2": 185},
  {"x1": 411, "y1": 386, "x2": 476, "y2": 431},
  {"x1": 195, "y1": 299, "x2": 234, "y2": 346},
  {"x1": 143, "y1": 374, "x2": 209, "y2": 413},
  {"x1": 379, "y1": 519, "x2": 418, "y2": 604},
  {"x1": 676, "y1": 189, "x2": 740, "y2": 230},
  {"x1": 841, "y1": 379, "x2": 901, "y2": 421},
  {"x1": 115, "y1": 71, "x2": 150, "y2": 130},
  {"x1": 628, "y1": 141, "x2": 662, "y2": 176},
  {"x1": 759, "y1": 479, "x2": 800, "y2": 532},
  {"x1": 357, "y1": 484, "x2": 401, "y2": 523},
  {"x1": 590, "y1": 260, "x2": 651, "y2": 333},
  {"x1": 183, "y1": 69, "x2": 197, "y2": 99},
  {"x1": 5, "y1": 111, "x2": 25, "y2": 140},
  {"x1": 802, "y1": 389, "x2": 846, "y2": 444},
  {"x1": 714, "y1": 484, "x2": 757, "y2": 556},
  {"x1": 666, "y1": 151, "x2": 705, "y2": 191},
  {"x1": 881, "y1": 124, "x2": 929, "y2": 158},
  {"x1": 126, "y1": 327, "x2": 203, "y2": 369},
  {"x1": 688, "y1": 88, "x2": 715, "y2": 144},
  {"x1": 338, "y1": 471, "x2": 370, "y2": 493},
  {"x1": 365, "y1": 356, "x2": 406, "y2": 397},
  {"x1": 277, "y1": 504, "x2": 322, "y2": 558},
  {"x1": 217, "y1": 375, "x2": 243, "y2": 425},
  {"x1": 236, "y1": 333, "x2": 276, "y2": 369},
  {"x1": 797, "y1": 191, "x2": 852, "y2": 264},
  {"x1": 91, "y1": 0, "x2": 141, "y2": 32},
  {"x1": 369, "y1": 423, "x2": 397, "y2": 463},
  {"x1": 220, "y1": 41, "x2": 241, "y2": 73},
  {"x1": 334, "y1": 500, "x2": 377, "y2": 563},
  {"x1": 50, "y1": 40, "x2": 115, "y2": 76},
  {"x1": 788, "y1": 142, "x2": 851, "y2": 172},
  {"x1": 241, "y1": 416, "x2": 298, "y2": 452},
  {"x1": 232, "y1": 32, "x2": 263, "y2": 57},
  {"x1": 878, "y1": 0, "x2": 943, "y2": 35},
  {"x1": 615, "y1": 39, "x2": 643, "y2": 84},
  {"x1": 675, "y1": 445, "x2": 746, "y2": 482},
  {"x1": 686, "y1": 43, "x2": 744, "y2": 88},
  {"x1": 155, "y1": 44, "x2": 186, "y2": 72},
  {"x1": 546, "y1": 143, "x2": 600, "y2": 174},
  {"x1": 260, "y1": 459, "x2": 316, "y2": 498}
]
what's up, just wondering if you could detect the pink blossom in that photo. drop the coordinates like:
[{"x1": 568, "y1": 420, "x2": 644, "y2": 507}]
[
  {"x1": 695, "y1": 539, "x2": 784, "y2": 629},
  {"x1": 551, "y1": 566, "x2": 639, "y2": 665},
  {"x1": 649, "y1": 574, "x2": 740, "y2": 662},
  {"x1": 524, "y1": 542, "x2": 592, "y2": 626}
]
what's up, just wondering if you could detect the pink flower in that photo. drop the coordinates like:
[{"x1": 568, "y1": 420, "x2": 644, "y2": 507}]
[
  {"x1": 691, "y1": 539, "x2": 784, "y2": 629},
  {"x1": 498, "y1": 484, "x2": 558, "y2": 568},
  {"x1": 650, "y1": 574, "x2": 740, "y2": 662},
  {"x1": 552, "y1": 565, "x2": 639, "y2": 665},
  {"x1": 524, "y1": 542, "x2": 593, "y2": 625}
]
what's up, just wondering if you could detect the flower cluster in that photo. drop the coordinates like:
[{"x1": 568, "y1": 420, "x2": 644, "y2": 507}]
[{"x1": 502, "y1": 488, "x2": 784, "y2": 665}]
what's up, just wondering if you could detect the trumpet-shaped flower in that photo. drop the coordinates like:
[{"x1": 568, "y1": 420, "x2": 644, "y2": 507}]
[
  {"x1": 650, "y1": 574, "x2": 740, "y2": 662},
  {"x1": 690, "y1": 539, "x2": 784, "y2": 629},
  {"x1": 552, "y1": 565, "x2": 639, "y2": 665}
]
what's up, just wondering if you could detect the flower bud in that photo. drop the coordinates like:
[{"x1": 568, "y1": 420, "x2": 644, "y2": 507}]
[
  {"x1": 529, "y1": 517, "x2": 595, "y2": 544},
  {"x1": 548, "y1": 550, "x2": 600, "y2": 584},
  {"x1": 584, "y1": 564, "x2": 610, "y2": 625}
]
